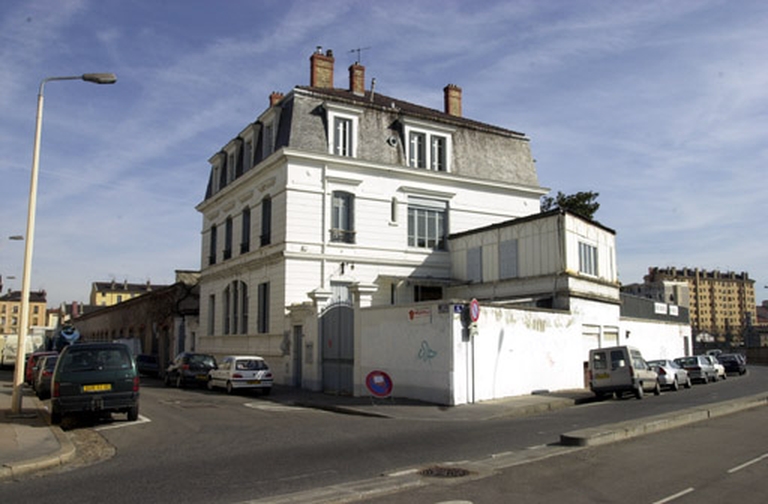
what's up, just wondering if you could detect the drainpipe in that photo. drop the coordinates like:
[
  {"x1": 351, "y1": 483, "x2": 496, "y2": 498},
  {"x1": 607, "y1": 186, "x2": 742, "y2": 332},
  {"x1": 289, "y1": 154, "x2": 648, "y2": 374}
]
[{"x1": 321, "y1": 163, "x2": 328, "y2": 288}]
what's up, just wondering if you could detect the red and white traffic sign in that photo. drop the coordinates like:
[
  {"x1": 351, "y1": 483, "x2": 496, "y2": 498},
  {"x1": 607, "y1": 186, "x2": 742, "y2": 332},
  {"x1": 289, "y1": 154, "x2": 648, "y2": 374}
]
[{"x1": 469, "y1": 298, "x2": 480, "y2": 322}]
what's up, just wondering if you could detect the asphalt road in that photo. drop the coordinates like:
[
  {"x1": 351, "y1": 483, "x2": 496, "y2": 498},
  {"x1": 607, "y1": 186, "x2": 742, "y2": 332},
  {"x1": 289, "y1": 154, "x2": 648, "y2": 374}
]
[
  {"x1": 365, "y1": 405, "x2": 768, "y2": 504},
  {"x1": 1, "y1": 366, "x2": 766, "y2": 503}
]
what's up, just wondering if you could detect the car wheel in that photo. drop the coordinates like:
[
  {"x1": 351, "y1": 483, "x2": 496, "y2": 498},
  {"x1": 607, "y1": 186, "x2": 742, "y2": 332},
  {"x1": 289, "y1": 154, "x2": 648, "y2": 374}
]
[
  {"x1": 653, "y1": 381, "x2": 661, "y2": 396},
  {"x1": 671, "y1": 378, "x2": 679, "y2": 392},
  {"x1": 51, "y1": 408, "x2": 62, "y2": 425},
  {"x1": 226, "y1": 381, "x2": 234, "y2": 394},
  {"x1": 634, "y1": 385, "x2": 644, "y2": 400},
  {"x1": 127, "y1": 404, "x2": 139, "y2": 421},
  {"x1": 684, "y1": 376, "x2": 692, "y2": 389},
  {"x1": 722, "y1": 372, "x2": 727, "y2": 380},
  {"x1": 176, "y1": 374, "x2": 185, "y2": 388}
]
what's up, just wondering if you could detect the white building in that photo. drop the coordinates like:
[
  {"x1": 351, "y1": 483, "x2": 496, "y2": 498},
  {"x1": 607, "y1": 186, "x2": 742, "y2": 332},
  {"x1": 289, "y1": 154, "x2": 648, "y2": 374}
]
[{"x1": 195, "y1": 49, "x2": 690, "y2": 404}]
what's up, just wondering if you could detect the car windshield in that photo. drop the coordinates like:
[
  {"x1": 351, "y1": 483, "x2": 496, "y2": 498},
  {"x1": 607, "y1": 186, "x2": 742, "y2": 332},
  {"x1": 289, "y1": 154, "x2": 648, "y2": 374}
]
[{"x1": 61, "y1": 348, "x2": 131, "y2": 372}]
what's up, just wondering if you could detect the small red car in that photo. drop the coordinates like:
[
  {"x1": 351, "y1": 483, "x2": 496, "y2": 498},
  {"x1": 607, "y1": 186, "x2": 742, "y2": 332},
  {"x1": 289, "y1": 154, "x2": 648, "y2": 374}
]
[{"x1": 25, "y1": 351, "x2": 58, "y2": 386}]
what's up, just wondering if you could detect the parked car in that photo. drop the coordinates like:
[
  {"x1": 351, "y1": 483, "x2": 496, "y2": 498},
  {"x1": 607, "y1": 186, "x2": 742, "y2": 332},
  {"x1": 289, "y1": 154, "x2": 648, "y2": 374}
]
[
  {"x1": 50, "y1": 342, "x2": 140, "y2": 424},
  {"x1": 706, "y1": 355, "x2": 727, "y2": 380},
  {"x1": 136, "y1": 354, "x2": 160, "y2": 377},
  {"x1": 718, "y1": 353, "x2": 747, "y2": 375},
  {"x1": 647, "y1": 359, "x2": 691, "y2": 391},
  {"x1": 673, "y1": 355, "x2": 717, "y2": 383},
  {"x1": 25, "y1": 351, "x2": 58, "y2": 386},
  {"x1": 34, "y1": 355, "x2": 58, "y2": 400},
  {"x1": 208, "y1": 355, "x2": 273, "y2": 395},
  {"x1": 588, "y1": 346, "x2": 660, "y2": 399},
  {"x1": 165, "y1": 352, "x2": 217, "y2": 388}
]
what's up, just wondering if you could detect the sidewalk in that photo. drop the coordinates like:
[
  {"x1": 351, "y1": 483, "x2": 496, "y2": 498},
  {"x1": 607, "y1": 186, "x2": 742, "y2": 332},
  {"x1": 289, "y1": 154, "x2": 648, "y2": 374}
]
[{"x1": 0, "y1": 381, "x2": 75, "y2": 481}]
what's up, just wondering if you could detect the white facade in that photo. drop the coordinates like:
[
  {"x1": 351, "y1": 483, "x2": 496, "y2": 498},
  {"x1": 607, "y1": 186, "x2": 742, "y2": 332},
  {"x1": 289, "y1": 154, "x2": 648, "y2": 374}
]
[{"x1": 354, "y1": 299, "x2": 689, "y2": 406}]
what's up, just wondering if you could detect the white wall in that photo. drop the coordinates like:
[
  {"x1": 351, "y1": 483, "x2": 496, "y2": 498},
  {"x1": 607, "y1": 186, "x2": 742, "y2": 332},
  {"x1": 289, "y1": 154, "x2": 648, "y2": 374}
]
[{"x1": 354, "y1": 298, "x2": 688, "y2": 405}]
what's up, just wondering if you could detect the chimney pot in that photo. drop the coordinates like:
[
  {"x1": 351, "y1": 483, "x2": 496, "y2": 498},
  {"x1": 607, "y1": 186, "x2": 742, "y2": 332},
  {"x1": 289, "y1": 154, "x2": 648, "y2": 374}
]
[
  {"x1": 310, "y1": 49, "x2": 335, "y2": 88},
  {"x1": 444, "y1": 83, "x2": 462, "y2": 117},
  {"x1": 269, "y1": 91, "x2": 284, "y2": 106}
]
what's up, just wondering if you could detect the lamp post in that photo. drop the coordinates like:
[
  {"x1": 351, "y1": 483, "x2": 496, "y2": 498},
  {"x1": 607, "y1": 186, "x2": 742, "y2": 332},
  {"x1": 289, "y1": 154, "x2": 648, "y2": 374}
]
[{"x1": 10, "y1": 73, "x2": 117, "y2": 415}]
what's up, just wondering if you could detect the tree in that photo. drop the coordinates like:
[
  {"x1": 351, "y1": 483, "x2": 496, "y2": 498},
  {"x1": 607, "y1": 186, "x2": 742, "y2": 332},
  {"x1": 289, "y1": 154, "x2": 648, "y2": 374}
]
[{"x1": 540, "y1": 190, "x2": 600, "y2": 220}]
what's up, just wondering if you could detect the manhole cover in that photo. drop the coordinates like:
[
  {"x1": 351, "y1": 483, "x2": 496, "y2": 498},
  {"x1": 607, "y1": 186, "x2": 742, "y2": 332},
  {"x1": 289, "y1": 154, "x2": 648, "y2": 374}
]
[{"x1": 419, "y1": 466, "x2": 471, "y2": 478}]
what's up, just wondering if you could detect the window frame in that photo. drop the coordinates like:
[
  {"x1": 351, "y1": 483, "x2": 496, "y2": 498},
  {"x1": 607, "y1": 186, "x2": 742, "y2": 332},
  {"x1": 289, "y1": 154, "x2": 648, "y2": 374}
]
[
  {"x1": 223, "y1": 216, "x2": 233, "y2": 260},
  {"x1": 402, "y1": 118, "x2": 454, "y2": 172},
  {"x1": 326, "y1": 103, "x2": 362, "y2": 158},
  {"x1": 209, "y1": 224, "x2": 217, "y2": 265},
  {"x1": 258, "y1": 282, "x2": 270, "y2": 334},
  {"x1": 578, "y1": 241, "x2": 599, "y2": 277},
  {"x1": 330, "y1": 191, "x2": 355, "y2": 244},
  {"x1": 407, "y1": 197, "x2": 448, "y2": 250},
  {"x1": 260, "y1": 196, "x2": 272, "y2": 247},
  {"x1": 240, "y1": 207, "x2": 251, "y2": 254}
]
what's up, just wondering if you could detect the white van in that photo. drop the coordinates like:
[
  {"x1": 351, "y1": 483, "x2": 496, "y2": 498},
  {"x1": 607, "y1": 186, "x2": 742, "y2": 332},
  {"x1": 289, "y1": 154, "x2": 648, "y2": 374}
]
[{"x1": 588, "y1": 345, "x2": 660, "y2": 399}]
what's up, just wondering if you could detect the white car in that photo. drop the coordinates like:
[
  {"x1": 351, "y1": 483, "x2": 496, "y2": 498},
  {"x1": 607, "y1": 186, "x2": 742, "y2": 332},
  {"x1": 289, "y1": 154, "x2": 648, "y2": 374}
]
[
  {"x1": 706, "y1": 355, "x2": 727, "y2": 380},
  {"x1": 208, "y1": 355, "x2": 273, "y2": 395}
]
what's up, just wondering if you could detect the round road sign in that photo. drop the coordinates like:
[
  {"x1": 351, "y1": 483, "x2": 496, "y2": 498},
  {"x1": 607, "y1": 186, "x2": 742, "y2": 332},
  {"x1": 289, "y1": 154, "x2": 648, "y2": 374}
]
[{"x1": 365, "y1": 370, "x2": 393, "y2": 398}]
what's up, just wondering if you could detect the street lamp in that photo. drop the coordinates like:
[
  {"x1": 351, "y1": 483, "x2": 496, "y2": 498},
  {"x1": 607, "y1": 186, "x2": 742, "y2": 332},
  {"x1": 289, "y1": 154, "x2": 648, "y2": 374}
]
[{"x1": 10, "y1": 73, "x2": 117, "y2": 415}]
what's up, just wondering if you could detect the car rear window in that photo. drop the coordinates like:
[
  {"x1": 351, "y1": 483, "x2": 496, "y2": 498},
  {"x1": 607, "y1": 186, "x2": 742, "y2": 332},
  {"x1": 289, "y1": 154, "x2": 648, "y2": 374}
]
[
  {"x1": 235, "y1": 359, "x2": 269, "y2": 371},
  {"x1": 60, "y1": 348, "x2": 132, "y2": 372},
  {"x1": 189, "y1": 354, "x2": 216, "y2": 367}
]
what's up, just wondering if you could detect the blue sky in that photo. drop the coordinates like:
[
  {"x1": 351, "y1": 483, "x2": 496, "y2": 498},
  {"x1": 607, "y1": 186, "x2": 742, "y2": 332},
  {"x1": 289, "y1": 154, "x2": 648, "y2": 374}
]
[{"x1": 1, "y1": 0, "x2": 766, "y2": 308}]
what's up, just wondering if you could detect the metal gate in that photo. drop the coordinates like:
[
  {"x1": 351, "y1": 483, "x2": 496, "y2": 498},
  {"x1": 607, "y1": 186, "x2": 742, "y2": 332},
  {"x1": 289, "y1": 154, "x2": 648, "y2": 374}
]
[{"x1": 320, "y1": 302, "x2": 354, "y2": 395}]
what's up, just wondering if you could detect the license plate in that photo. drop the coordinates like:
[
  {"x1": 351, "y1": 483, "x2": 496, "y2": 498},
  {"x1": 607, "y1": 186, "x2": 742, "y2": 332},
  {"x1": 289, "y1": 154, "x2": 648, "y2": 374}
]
[
  {"x1": 247, "y1": 380, "x2": 262, "y2": 385},
  {"x1": 595, "y1": 373, "x2": 609, "y2": 379},
  {"x1": 196, "y1": 374, "x2": 208, "y2": 380},
  {"x1": 83, "y1": 383, "x2": 111, "y2": 392}
]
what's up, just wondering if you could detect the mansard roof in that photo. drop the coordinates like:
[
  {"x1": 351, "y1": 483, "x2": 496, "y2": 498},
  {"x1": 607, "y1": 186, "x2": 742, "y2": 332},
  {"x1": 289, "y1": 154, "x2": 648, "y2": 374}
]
[{"x1": 295, "y1": 85, "x2": 528, "y2": 139}]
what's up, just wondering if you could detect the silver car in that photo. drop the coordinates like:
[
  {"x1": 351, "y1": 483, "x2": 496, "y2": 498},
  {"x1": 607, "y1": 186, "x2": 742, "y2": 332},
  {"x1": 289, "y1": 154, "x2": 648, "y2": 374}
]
[
  {"x1": 647, "y1": 359, "x2": 691, "y2": 391},
  {"x1": 674, "y1": 355, "x2": 717, "y2": 384}
]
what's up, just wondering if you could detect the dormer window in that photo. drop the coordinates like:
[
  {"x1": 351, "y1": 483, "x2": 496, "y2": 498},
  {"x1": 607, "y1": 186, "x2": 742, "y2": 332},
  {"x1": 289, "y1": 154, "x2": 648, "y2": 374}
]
[
  {"x1": 326, "y1": 103, "x2": 362, "y2": 158},
  {"x1": 403, "y1": 118, "x2": 454, "y2": 172},
  {"x1": 259, "y1": 107, "x2": 279, "y2": 158}
]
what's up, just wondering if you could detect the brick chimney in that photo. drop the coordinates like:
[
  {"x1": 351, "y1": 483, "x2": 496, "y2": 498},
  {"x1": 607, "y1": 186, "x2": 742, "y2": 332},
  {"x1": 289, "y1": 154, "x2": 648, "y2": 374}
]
[
  {"x1": 310, "y1": 47, "x2": 335, "y2": 88},
  {"x1": 444, "y1": 84, "x2": 462, "y2": 117},
  {"x1": 349, "y1": 63, "x2": 365, "y2": 96},
  {"x1": 269, "y1": 91, "x2": 284, "y2": 107}
]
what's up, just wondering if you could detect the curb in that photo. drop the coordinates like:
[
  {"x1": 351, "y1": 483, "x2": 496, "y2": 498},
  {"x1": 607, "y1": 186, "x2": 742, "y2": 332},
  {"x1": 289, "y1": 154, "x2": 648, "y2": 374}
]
[
  {"x1": 0, "y1": 396, "x2": 76, "y2": 481},
  {"x1": 560, "y1": 393, "x2": 768, "y2": 446}
]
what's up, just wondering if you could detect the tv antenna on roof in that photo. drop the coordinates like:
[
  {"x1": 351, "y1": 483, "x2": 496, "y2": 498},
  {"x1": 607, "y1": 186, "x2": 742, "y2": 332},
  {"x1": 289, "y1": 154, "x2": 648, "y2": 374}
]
[{"x1": 349, "y1": 47, "x2": 371, "y2": 64}]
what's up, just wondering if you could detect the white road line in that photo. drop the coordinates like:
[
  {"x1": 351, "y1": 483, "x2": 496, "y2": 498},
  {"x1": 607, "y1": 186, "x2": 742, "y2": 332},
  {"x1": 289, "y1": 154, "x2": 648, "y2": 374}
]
[
  {"x1": 652, "y1": 487, "x2": 694, "y2": 504},
  {"x1": 243, "y1": 402, "x2": 309, "y2": 412},
  {"x1": 95, "y1": 414, "x2": 151, "y2": 431},
  {"x1": 728, "y1": 453, "x2": 768, "y2": 474}
]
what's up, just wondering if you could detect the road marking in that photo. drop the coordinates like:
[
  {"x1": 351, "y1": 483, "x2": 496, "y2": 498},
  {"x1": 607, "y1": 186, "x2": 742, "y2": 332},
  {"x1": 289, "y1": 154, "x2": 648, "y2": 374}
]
[
  {"x1": 727, "y1": 452, "x2": 768, "y2": 473},
  {"x1": 95, "y1": 414, "x2": 151, "y2": 431},
  {"x1": 652, "y1": 487, "x2": 694, "y2": 504},
  {"x1": 243, "y1": 402, "x2": 310, "y2": 412}
]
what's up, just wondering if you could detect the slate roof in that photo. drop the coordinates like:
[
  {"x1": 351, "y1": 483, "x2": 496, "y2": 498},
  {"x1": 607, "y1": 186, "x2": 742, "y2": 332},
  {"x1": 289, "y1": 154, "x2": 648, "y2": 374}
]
[{"x1": 295, "y1": 85, "x2": 527, "y2": 138}]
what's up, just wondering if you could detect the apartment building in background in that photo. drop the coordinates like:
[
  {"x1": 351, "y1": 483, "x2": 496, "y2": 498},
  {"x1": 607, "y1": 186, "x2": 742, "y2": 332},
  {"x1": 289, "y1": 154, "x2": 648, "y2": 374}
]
[
  {"x1": 637, "y1": 267, "x2": 756, "y2": 343},
  {"x1": 90, "y1": 280, "x2": 168, "y2": 307},
  {"x1": 0, "y1": 288, "x2": 47, "y2": 337}
]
